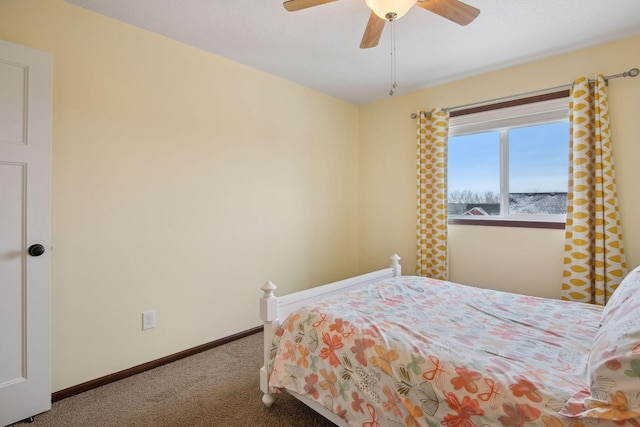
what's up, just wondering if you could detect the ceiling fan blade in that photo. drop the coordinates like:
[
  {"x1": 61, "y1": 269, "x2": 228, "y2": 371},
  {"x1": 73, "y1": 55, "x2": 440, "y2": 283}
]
[
  {"x1": 416, "y1": 0, "x2": 480, "y2": 25},
  {"x1": 360, "y1": 12, "x2": 386, "y2": 49},
  {"x1": 283, "y1": 0, "x2": 338, "y2": 12}
]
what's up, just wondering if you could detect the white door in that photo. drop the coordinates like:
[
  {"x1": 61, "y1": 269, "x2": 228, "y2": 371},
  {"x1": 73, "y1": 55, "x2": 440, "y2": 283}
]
[{"x1": 0, "y1": 39, "x2": 52, "y2": 426}]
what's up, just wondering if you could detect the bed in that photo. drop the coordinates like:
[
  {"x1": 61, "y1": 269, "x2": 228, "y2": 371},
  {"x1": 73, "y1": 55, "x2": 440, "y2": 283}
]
[{"x1": 260, "y1": 255, "x2": 640, "y2": 427}]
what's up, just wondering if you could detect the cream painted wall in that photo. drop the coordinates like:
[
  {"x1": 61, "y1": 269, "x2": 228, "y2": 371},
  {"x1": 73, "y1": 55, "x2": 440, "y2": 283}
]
[
  {"x1": 0, "y1": 0, "x2": 360, "y2": 391},
  {"x1": 359, "y1": 35, "x2": 640, "y2": 299}
]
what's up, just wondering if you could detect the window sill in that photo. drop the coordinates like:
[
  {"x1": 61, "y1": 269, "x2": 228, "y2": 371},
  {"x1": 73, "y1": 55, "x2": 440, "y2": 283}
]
[{"x1": 447, "y1": 218, "x2": 565, "y2": 230}]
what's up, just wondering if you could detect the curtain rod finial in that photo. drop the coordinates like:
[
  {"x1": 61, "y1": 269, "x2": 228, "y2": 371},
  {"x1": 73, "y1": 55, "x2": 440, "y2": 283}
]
[{"x1": 626, "y1": 68, "x2": 639, "y2": 78}]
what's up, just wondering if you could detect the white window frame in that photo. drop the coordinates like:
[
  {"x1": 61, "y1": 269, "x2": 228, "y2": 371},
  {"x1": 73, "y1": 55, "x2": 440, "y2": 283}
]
[{"x1": 448, "y1": 96, "x2": 570, "y2": 225}]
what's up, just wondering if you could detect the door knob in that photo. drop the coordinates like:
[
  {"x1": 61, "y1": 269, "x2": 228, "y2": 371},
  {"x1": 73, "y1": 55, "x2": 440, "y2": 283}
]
[{"x1": 28, "y1": 244, "x2": 45, "y2": 257}]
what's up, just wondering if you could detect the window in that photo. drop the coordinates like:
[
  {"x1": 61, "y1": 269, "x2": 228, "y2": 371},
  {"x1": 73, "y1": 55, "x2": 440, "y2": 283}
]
[{"x1": 447, "y1": 96, "x2": 569, "y2": 228}]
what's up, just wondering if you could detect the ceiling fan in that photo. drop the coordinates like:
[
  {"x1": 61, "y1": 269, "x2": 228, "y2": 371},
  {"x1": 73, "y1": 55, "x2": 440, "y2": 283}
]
[{"x1": 282, "y1": 0, "x2": 480, "y2": 49}]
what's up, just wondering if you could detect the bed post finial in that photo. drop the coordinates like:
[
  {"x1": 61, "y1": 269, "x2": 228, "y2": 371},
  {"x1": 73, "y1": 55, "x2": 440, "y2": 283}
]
[
  {"x1": 390, "y1": 254, "x2": 401, "y2": 276},
  {"x1": 261, "y1": 280, "x2": 277, "y2": 299}
]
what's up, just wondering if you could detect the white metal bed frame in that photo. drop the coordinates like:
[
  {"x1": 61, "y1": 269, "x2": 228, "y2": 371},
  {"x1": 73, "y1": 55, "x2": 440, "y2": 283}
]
[{"x1": 259, "y1": 254, "x2": 401, "y2": 426}]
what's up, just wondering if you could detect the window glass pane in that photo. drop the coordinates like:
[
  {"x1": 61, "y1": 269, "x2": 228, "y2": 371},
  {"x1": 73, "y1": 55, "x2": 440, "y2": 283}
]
[
  {"x1": 508, "y1": 122, "x2": 569, "y2": 215},
  {"x1": 448, "y1": 131, "x2": 501, "y2": 216}
]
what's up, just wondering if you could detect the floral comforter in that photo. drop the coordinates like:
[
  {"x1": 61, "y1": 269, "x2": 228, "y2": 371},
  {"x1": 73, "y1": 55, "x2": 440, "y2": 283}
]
[{"x1": 268, "y1": 276, "x2": 620, "y2": 427}]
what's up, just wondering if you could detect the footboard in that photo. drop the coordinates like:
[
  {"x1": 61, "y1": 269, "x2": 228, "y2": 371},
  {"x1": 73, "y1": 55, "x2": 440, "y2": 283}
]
[{"x1": 259, "y1": 254, "x2": 401, "y2": 407}]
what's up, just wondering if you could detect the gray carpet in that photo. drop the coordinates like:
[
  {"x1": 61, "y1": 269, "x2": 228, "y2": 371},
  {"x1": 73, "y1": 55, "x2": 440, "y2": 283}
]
[{"x1": 13, "y1": 332, "x2": 336, "y2": 426}]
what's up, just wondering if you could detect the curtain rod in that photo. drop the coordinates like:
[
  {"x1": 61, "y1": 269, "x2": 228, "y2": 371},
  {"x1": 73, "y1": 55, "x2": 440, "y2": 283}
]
[{"x1": 410, "y1": 67, "x2": 639, "y2": 119}]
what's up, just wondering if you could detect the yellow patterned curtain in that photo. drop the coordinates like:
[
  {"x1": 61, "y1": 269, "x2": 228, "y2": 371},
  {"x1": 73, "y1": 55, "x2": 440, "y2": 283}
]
[
  {"x1": 416, "y1": 109, "x2": 449, "y2": 280},
  {"x1": 561, "y1": 75, "x2": 627, "y2": 304}
]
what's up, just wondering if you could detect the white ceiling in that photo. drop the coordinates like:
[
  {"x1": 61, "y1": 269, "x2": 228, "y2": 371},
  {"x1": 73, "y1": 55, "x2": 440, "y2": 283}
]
[{"x1": 64, "y1": 0, "x2": 640, "y2": 105}]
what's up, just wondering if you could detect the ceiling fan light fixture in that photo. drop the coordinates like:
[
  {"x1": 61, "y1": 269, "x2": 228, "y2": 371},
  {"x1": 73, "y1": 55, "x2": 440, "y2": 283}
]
[{"x1": 365, "y1": 0, "x2": 416, "y2": 20}]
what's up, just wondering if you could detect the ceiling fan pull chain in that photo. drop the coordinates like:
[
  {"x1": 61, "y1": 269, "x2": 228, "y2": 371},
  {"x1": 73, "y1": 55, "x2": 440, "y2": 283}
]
[{"x1": 389, "y1": 17, "x2": 398, "y2": 96}]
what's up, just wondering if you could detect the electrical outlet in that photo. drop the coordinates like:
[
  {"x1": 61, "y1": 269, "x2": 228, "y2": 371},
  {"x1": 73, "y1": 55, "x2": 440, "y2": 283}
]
[{"x1": 142, "y1": 310, "x2": 156, "y2": 330}]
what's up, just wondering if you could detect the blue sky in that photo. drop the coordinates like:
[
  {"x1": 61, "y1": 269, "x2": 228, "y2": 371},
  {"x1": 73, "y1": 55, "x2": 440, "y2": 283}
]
[{"x1": 448, "y1": 121, "x2": 569, "y2": 194}]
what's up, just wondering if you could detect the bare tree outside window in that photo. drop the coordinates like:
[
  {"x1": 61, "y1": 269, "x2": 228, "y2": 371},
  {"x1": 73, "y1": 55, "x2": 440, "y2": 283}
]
[{"x1": 448, "y1": 190, "x2": 500, "y2": 215}]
